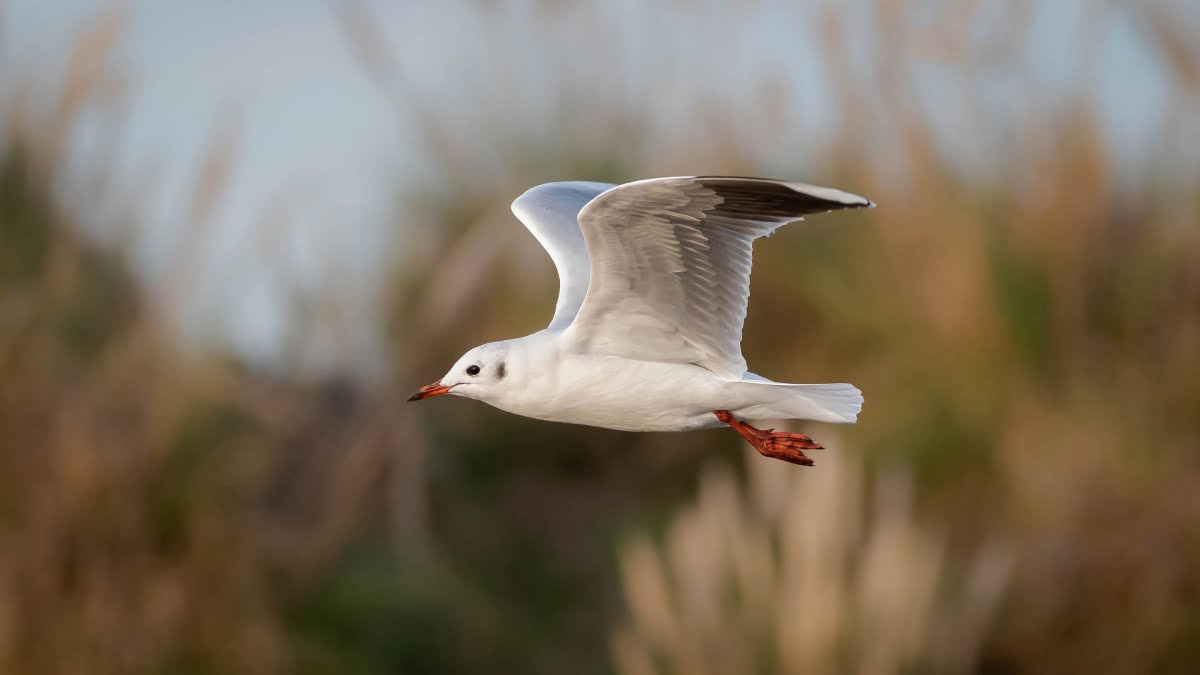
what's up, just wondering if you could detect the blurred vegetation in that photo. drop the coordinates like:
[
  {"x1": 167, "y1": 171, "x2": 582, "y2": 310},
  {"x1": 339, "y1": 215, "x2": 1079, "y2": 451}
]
[
  {"x1": 3, "y1": 1, "x2": 1200, "y2": 674},
  {"x1": 612, "y1": 450, "x2": 1013, "y2": 675}
]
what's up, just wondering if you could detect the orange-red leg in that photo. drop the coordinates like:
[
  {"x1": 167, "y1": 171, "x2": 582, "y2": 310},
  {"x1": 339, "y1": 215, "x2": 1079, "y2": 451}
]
[{"x1": 713, "y1": 410, "x2": 823, "y2": 466}]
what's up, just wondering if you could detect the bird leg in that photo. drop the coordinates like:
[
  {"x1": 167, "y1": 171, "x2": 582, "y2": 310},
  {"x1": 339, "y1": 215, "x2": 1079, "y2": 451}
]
[{"x1": 713, "y1": 410, "x2": 823, "y2": 467}]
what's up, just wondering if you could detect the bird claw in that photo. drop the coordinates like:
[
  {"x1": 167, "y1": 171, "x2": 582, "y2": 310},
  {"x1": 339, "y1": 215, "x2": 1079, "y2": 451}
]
[
  {"x1": 762, "y1": 443, "x2": 816, "y2": 466},
  {"x1": 713, "y1": 410, "x2": 824, "y2": 467},
  {"x1": 758, "y1": 432, "x2": 821, "y2": 465}
]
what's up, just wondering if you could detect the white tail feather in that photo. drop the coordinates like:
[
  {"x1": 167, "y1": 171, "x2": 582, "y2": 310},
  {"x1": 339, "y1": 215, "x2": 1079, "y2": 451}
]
[{"x1": 735, "y1": 378, "x2": 863, "y2": 424}]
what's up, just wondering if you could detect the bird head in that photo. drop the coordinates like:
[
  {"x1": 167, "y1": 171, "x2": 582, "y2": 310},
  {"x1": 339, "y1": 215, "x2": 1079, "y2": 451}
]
[{"x1": 408, "y1": 341, "x2": 512, "y2": 403}]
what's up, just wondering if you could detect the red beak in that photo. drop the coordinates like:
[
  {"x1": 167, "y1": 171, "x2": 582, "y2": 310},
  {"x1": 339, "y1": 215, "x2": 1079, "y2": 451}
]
[{"x1": 408, "y1": 381, "x2": 451, "y2": 402}]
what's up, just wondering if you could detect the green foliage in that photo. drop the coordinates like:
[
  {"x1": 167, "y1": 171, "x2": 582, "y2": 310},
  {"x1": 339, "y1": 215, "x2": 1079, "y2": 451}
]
[
  {"x1": 0, "y1": 148, "x2": 52, "y2": 281},
  {"x1": 293, "y1": 546, "x2": 528, "y2": 675}
]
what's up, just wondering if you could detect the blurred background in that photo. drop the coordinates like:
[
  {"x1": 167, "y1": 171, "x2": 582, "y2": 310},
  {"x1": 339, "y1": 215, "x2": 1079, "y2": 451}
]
[{"x1": 2, "y1": 1, "x2": 1199, "y2": 673}]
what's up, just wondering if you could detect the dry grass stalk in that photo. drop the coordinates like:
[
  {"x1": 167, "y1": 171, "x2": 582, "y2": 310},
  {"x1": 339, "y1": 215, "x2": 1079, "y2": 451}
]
[{"x1": 612, "y1": 445, "x2": 1014, "y2": 675}]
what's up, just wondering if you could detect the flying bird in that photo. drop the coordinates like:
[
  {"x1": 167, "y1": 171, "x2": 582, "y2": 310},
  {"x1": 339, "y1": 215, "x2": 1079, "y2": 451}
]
[{"x1": 409, "y1": 176, "x2": 872, "y2": 466}]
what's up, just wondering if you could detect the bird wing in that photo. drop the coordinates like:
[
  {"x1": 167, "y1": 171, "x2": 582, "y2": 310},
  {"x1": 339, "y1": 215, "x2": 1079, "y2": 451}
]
[
  {"x1": 511, "y1": 181, "x2": 617, "y2": 330},
  {"x1": 564, "y1": 176, "x2": 872, "y2": 378}
]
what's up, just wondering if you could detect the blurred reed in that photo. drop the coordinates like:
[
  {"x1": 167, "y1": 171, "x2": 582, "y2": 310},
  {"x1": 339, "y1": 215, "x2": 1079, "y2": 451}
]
[{"x1": 611, "y1": 444, "x2": 1013, "y2": 675}]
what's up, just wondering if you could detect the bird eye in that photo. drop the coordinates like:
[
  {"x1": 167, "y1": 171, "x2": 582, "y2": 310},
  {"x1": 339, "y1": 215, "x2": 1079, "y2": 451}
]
[{"x1": 466, "y1": 365, "x2": 481, "y2": 376}]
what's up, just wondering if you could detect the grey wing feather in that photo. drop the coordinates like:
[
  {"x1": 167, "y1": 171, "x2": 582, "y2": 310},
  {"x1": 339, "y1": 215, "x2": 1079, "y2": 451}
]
[
  {"x1": 511, "y1": 181, "x2": 616, "y2": 330},
  {"x1": 565, "y1": 176, "x2": 872, "y2": 378}
]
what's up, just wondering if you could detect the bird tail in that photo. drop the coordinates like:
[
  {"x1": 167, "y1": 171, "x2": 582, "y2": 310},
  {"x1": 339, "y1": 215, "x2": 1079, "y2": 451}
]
[{"x1": 734, "y1": 377, "x2": 863, "y2": 424}]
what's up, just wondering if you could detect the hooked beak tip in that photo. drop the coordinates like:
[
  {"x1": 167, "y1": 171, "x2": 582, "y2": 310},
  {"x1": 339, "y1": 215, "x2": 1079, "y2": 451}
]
[{"x1": 408, "y1": 381, "x2": 450, "y2": 402}]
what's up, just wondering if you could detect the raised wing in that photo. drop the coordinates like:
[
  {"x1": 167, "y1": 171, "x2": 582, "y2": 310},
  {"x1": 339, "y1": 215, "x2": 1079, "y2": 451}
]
[
  {"x1": 511, "y1": 181, "x2": 616, "y2": 330},
  {"x1": 564, "y1": 176, "x2": 872, "y2": 378}
]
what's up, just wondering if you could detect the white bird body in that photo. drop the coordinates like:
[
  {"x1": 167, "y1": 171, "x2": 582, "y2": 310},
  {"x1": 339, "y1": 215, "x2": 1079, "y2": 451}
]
[
  {"x1": 410, "y1": 176, "x2": 872, "y2": 465},
  {"x1": 453, "y1": 330, "x2": 861, "y2": 433}
]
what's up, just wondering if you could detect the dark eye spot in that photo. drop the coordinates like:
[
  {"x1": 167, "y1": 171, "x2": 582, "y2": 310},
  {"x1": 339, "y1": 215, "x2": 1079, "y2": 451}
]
[
  {"x1": 496, "y1": 362, "x2": 506, "y2": 379},
  {"x1": 466, "y1": 365, "x2": 480, "y2": 376}
]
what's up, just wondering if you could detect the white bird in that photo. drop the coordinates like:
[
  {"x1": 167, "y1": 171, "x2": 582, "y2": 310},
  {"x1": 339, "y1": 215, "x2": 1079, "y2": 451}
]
[{"x1": 409, "y1": 176, "x2": 872, "y2": 466}]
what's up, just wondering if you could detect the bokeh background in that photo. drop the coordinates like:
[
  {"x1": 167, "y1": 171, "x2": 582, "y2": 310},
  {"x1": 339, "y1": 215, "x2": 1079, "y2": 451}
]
[{"x1": 3, "y1": 1, "x2": 1199, "y2": 673}]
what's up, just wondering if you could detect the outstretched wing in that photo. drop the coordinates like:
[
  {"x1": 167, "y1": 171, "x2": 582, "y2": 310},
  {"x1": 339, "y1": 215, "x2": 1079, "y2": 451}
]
[
  {"x1": 564, "y1": 176, "x2": 872, "y2": 378},
  {"x1": 511, "y1": 181, "x2": 616, "y2": 330}
]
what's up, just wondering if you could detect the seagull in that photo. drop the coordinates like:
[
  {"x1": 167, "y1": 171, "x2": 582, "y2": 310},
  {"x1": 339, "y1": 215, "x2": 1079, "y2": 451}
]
[{"x1": 409, "y1": 176, "x2": 872, "y2": 466}]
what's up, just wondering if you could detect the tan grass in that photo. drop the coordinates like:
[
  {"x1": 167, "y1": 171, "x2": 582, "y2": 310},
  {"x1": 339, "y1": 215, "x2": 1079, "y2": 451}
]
[{"x1": 611, "y1": 444, "x2": 1013, "y2": 675}]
